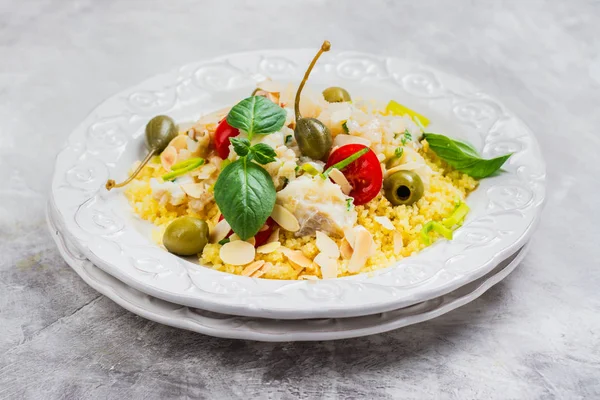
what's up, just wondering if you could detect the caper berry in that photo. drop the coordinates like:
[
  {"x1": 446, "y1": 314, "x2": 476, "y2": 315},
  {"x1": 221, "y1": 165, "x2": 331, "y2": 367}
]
[
  {"x1": 106, "y1": 115, "x2": 178, "y2": 190},
  {"x1": 383, "y1": 170, "x2": 424, "y2": 206},
  {"x1": 323, "y1": 86, "x2": 351, "y2": 103},
  {"x1": 163, "y1": 216, "x2": 209, "y2": 256},
  {"x1": 293, "y1": 41, "x2": 333, "y2": 161}
]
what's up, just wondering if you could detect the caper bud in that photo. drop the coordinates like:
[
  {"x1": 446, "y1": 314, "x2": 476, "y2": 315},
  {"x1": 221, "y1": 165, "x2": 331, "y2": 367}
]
[
  {"x1": 293, "y1": 41, "x2": 333, "y2": 161},
  {"x1": 323, "y1": 86, "x2": 351, "y2": 103},
  {"x1": 106, "y1": 115, "x2": 178, "y2": 190},
  {"x1": 383, "y1": 170, "x2": 424, "y2": 206},
  {"x1": 163, "y1": 216, "x2": 209, "y2": 256}
]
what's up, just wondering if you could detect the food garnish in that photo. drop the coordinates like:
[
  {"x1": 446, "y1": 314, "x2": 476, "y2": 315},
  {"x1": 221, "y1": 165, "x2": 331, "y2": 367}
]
[
  {"x1": 294, "y1": 41, "x2": 333, "y2": 160},
  {"x1": 423, "y1": 133, "x2": 512, "y2": 179},
  {"x1": 106, "y1": 115, "x2": 177, "y2": 190}
]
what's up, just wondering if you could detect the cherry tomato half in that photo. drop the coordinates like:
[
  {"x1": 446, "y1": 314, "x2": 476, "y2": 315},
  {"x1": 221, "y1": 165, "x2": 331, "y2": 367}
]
[
  {"x1": 324, "y1": 144, "x2": 383, "y2": 205},
  {"x1": 214, "y1": 119, "x2": 239, "y2": 159},
  {"x1": 218, "y1": 215, "x2": 275, "y2": 247}
]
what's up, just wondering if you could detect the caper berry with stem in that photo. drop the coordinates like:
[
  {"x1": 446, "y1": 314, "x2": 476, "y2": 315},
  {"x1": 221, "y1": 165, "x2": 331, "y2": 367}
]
[
  {"x1": 163, "y1": 216, "x2": 209, "y2": 256},
  {"x1": 383, "y1": 170, "x2": 424, "y2": 206},
  {"x1": 293, "y1": 41, "x2": 333, "y2": 161},
  {"x1": 105, "y1": 115, "x2": 178, "y2": 190},
  {"x1": 323, "y1": 86, "x2": 351, "y2": 103}
]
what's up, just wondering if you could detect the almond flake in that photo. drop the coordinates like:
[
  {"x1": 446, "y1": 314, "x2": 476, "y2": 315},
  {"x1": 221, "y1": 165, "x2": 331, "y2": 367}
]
[
  {"x1": 266, "y1": 227, "x2": 280, "y2": 244},
  {"x1": 377, "y1": 153, "x2": 386, "y2": 162},
  {"x1": 168, "y1": 135, "x2": 188, "y2": 151},
  {"x1": 220, "y1": 241, "x2": 255, "y2": 265},
  {"x1": 257, "y1": 241, "x2": 281, "y2": 254},
  {"x1": 393, "y1": 231, "x2": 404, "y2": 254},
  {"x1": 271, "y1": 204, "x2": 300, "y2": 232},
  {"x1": 340, "y1": 238, "x2": 353, "y2": 260},
  {"x1": 251, "y1": 269, "x2": 266, "y2": 278},
  {"x1": 241, "y1": 260, "x2": 265, "y2": 276},
  {"x1": 314, "y1": 253, "x2": 338, "y2": 279},
  {"x1": 230, "y1": 233, "x2": 256, "y2": 246},
  {"x1": 280, "y1": 247, "x2": 312, "y2": 268},
  {"x1": 328, "y1": 168, "x2": 353, "y2": 195},
  {"x1": 298, "y1": 275, "x2": 318, "y2": 280},
  {"x1": 210, "y1": 218, "x2": 231, "y2": 243},
  {"x1": 160, "y1": 146, "x2": 178, "y2": 171},
  {"x1": 344, "y1": 228, "x2": 356, "y2": 249},
  {"x1": 374, "y1": 216, "x2": 395, "y2": 230},
  {"x1": 181, "y1": 183, "x2": 205, "y2": 199},
  {"x1": 316, "y1": 231, "x2": 340, "y2": 259},
  {"x1": 348, "y1": 227, "x2": 374, "y2": 273}
]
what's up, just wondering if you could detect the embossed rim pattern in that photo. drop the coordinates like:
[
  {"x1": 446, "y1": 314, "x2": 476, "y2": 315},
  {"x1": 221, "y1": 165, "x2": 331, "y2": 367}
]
[
  {"x1": 48, "y1": 203, "x2": 529, "y2": 341},
  {"x1": 50, "y1": 49, "x2": 546, "y2": 319}
]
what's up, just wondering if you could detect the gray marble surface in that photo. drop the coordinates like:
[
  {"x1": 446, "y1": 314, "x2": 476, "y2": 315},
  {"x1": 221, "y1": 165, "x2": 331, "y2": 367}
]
[{"x1": 1, "y1": 0, "x2": 599, "y2": 398}]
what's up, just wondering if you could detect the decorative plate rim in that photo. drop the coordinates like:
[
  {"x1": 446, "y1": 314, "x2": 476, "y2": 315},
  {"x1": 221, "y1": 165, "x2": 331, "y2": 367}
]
[
  {"x1": 48, "y1": 204, "x2": 529, "y2": 341},
  {"x1": 50, "y1": 48, "x2": 546, "y2": 319}
]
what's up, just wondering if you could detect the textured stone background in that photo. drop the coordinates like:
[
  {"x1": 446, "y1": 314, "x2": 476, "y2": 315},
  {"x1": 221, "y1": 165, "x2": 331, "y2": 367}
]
[{"x1": 1, "y1": 0, "x2": 599, "y2": 398}]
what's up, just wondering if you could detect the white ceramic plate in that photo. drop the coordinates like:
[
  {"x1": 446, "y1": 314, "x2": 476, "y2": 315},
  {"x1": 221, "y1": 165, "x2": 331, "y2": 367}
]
[
  {"x1": 48, "y1": 203, "x2": 529, "y2": 342},
  {"x1": 50, "y1": 48, "x2": 545, "y2": 319}
]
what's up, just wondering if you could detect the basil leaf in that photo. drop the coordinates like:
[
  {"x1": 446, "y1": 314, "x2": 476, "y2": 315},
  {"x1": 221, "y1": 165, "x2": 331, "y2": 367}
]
[
  {"x1": 423, "y1": 133, "x2": 511, "y2": 179},
  {"x1": 230, "y1": 137, "x2": 251, "y2": 157},
  {"x1": 251, "y1": 143, "x2": 277, "y2": 165},
  {"x1": 226, "y1": 96, "x2": 286, "y2": 140},
  {"x1": 214, "y1": 158, "x2": 276, "y2": 240}
]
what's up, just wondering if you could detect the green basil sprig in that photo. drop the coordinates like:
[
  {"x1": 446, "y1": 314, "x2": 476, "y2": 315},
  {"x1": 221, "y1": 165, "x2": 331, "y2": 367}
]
[
  {"x1": 230, "y1": 138, "x2": 277, "y2": 164},
  {"x1": 226, "y1": 96, "x2": 287, "y2": 140},
  {"x1": 423, "y1": 133, "x2": 511, "y2": 179},
  {"x1": 214, "y1": 139, "x2": 278, "y2": 240}
]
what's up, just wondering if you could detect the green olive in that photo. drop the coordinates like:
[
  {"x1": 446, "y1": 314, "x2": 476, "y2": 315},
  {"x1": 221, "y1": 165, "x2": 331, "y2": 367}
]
[
  {"x1": 163, "y1": 216, "x2": 209, "y2": 256},
  {"x1": 383, "y1": 170, "x2": 424, "y2": 206},
  {"x1": 323, "y1": 86, "x2": 351, "y2": 103},
  {"x1": 294, "y1": 41, "x2": 333, "y2": 160},
  {"x1": 106, "y1": 115, "x2": 178, "y2": 190},
  {"x1": 295, "y1": 118, "x2": 332, "y2": 160}
]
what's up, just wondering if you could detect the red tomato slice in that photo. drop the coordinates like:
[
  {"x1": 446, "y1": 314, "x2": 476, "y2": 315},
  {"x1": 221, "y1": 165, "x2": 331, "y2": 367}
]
[
  {"x1": 324, "y1": 144, "x2": 383, "y2": 205},
  {"x1": 218, "y1": 215, "x2": 275, "y2": 247},
  {"x1": 214, "y1": 119, "x2": 239, "y2": 159}
]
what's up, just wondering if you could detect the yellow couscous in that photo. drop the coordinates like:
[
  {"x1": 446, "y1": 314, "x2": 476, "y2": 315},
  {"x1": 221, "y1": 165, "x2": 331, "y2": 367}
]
[{"x1": 112, "y1": 46, "x2": 495, "y2": 281}]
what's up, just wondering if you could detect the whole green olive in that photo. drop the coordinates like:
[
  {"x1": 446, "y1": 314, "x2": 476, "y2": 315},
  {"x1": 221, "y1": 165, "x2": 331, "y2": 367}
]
[
  {"x1": 295, "y1": 118, "x2": 333, "y2": 160},
  {"x1": 163, "y1": 216, "x2": 209, "y2": 256},
  {"x1": 383, "y1": 170, "x2": 424, "y2": 206},
  {"x1": 106, "y1": 115, "x2": 178, "y2": 190},
  {"x1": 293, "y1": 41, "x2": 333, "y2": 161},
  {"x1": 322, "y1": 86, "x2": 351, "y2": 103}
]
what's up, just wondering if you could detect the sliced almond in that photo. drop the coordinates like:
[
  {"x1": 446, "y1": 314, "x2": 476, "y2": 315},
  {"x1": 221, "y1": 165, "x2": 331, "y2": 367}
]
[
  {"x1": 393, "y1": 231, "x2": 404, "y2": 254},
  {"x1": 328, "y1": 168, "x2": 353, "y2": 195},
  {"x1": 160, "y1": 146, "x2": 178, "y2": 171},
  {"x1": 271, "y1": 204, "x2": 300, "y2": 232},
  {"x1": 316, "y1": 231, "x2": 340, "y2": 259},
  {"x1": 340, "y1": 238, "x2": 353, "y2": 260},
  {"x1": 314, "y1": 253, "x2": 338, "y2": 279},
  {"x1": 181, "y1": 183, "x2": 205, "y2": 199},
  {"x1": 377, "y1": 153, "x2": 386, "y2": 162},
  {"x1": 348, "y1": 227, "x2": 374, "y2": 273},
  {"x1": 333, "y1": 134, "x2": 372, "y2": 148},
  {"x1": 266, "y1": 227, "x2": 280, "y2": 244},
  {"x1": 280, "y1": 247, "x2": 312, "y2": 268},
  {"x1": 259, "y1": 224, "x2": 270, "y2": 232},
  {"x1": 168, "y1": 134, "x2": 189, "y2": 151},
  {"x1": 298, "y1": 275, "x2": 318, "y2": 280},
  {"x1": 374, "y1": 216, "x2": 395, "y2": 230},
  {"x1": 230, "y1": 233, "x2": 255, "y2": 246},
  {"x1": 210, "y1": 219, "x2": 231, "y2": 244},
  {"x1": 251, "y1": 269, "x2": 266, "y2": 278},
  {"x1": 220, "y1": 240, "x2": 255, "y2": 266},
  {"x1": 354, "y1": 225, "x2": 376, "y2": 256},
  {"x1": 256, "y1": 241, "x2": 281, "y2": 254},
  {"x1": 241, "y1": 260, "x2": 265, "y2": 276},
  {"x1": 344, "y1": 228, "x2": 356, "y2": 249},
  {"x1": 193, "y1": 164, "x2": 217, "y2": 180}
]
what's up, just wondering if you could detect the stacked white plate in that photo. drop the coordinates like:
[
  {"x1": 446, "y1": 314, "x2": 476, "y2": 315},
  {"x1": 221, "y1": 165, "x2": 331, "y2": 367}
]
[{"x1": 49, "y1": 49, "x2": 546, "y2": 341}]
